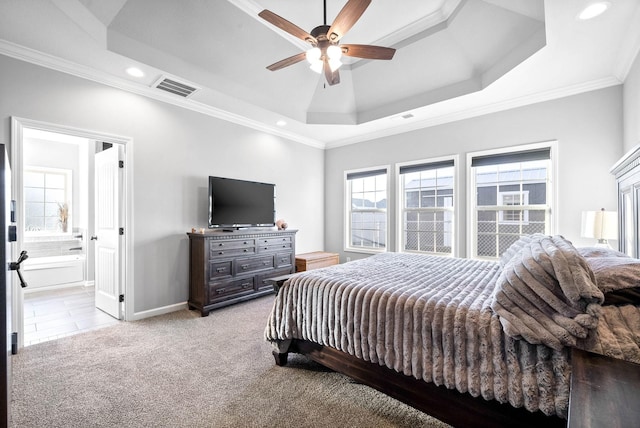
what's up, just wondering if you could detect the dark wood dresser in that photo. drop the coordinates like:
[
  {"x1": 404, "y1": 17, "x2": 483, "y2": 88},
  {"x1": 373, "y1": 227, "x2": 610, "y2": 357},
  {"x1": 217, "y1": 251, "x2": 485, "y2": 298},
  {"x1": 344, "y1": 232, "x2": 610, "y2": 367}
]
[{"x1": 187, "y1": 229, "x2": 297, "y2": 316}]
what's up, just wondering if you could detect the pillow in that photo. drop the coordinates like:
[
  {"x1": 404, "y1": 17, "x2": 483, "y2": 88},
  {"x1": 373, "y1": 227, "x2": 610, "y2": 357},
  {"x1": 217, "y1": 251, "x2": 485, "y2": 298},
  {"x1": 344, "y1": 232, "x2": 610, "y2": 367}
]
[
  {"x1": 578, "y1": 247, "x2": 629, "y2": 259},
  {"x1": 584, "y1": 256, "x2": 640, "y2": 293}
]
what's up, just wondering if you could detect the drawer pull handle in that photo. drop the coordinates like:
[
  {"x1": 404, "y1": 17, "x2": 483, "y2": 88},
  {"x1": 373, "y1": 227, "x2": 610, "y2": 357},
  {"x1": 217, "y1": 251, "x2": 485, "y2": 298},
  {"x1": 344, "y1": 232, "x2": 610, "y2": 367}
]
[
  {"x1": 216, "y1": 267, "x2": 225, "y2": 273},
  {"x1": 263, "y1": 261, "x2": 269, "y2": 265},
  {"x1": 243, "y1": 249, "x2": 248, "y2": 252},
  {"x1": 216, "y1": 288, "x2": 226, "y2": 294},
  {"x1": 242, "y1": 283, "x2": 252, "y2": 289},
  {"x1": 218, "y1": 243, "x2": 224, "y2": 247},
  {"x1": 218, "y1": 251, "x2": 224, "y2": 255},
  {"x1": 241, "y1": 264, "x2": 249, "y2": 270}
]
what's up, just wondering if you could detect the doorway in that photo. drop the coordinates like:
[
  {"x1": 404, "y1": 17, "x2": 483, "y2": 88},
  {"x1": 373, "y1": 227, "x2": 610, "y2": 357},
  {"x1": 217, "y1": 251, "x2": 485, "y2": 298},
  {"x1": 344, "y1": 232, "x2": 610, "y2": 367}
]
[{"x1": 10, "y1": 117, "x2": 133, "y2": 349}]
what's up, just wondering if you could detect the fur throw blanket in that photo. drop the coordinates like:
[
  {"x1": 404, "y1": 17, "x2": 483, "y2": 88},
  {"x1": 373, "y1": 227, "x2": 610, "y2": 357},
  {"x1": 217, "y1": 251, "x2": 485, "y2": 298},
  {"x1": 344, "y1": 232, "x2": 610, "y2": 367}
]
[{"x1": 491, "y1": 235, "x2": 604, "y2": 350}]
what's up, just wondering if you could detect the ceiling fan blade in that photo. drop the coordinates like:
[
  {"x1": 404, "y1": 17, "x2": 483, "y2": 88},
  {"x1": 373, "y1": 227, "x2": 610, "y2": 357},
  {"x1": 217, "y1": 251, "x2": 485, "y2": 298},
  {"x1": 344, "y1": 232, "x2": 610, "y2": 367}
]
[
  {"x1": 258, "y1": 10, "x2": 317, "y2": 44},
  {"x1": 323, "y1": 61, "x2": 340, "y2": 86},
  {"x1": 341, "y1": 44, "x2": 395, "y2": 60},
  {"x1": 266, "y1": 52, "x2": 307, "y2": 71},
  {"x1": 327, "y1": 0, "x2": 371, "y2": 43}
]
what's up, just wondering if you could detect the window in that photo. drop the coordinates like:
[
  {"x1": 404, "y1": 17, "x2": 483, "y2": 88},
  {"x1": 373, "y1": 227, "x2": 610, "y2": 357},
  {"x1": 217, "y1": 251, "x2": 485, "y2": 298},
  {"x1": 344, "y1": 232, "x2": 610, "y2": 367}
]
[
  {"x1": 398, "y1": 158, "x2": 455, "y2": 255},
  {"x1": 468, "y1": 143, "x2": 555, "y2": 259},
  {"x1": 498, "y1": 191, "x2": 529, "y2": 223},
  {"x1": 24, "y1": 167, "x2": 72, "y2": 235},
  {"x1": 345, "y1": 167, "x2": 388, "y2": 252}
]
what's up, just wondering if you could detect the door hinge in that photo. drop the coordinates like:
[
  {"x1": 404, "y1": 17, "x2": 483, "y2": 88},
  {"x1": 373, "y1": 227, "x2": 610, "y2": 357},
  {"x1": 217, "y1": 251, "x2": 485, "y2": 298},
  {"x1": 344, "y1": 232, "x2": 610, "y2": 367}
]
[
  {"x1": 119, "y1": 227, "x2": 124, "y2": 235},
  {"x1": 11, "y1": 332, "x2": 17, "y2": 355},
  {"x1": 119, "y1": 160, "x2": 124, "y2": 168},
  {"x1": 119, "y1": 294, "x2": 124, "y2": 302}
]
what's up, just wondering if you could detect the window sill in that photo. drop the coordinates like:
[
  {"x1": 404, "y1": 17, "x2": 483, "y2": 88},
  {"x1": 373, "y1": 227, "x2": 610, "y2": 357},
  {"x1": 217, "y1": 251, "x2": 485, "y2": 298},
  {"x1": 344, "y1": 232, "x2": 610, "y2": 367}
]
[{"x1": 344, "y1": 247, "x2": 387, "y2": 255}]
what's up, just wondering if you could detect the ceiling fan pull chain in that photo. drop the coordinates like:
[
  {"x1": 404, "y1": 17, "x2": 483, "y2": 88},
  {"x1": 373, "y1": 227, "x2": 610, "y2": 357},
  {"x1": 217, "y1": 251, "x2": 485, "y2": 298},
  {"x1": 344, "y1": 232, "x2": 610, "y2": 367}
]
[{"x1": 324, "y1": 0, "x2": 327, "y2": 26}]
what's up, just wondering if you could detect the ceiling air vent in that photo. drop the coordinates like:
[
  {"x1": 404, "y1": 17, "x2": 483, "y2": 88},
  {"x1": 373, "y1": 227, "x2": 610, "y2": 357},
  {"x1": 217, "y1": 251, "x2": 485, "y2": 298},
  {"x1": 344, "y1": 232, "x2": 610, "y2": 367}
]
[{"x1": 152, "y1": 76, "x2": 199, "y2": 98}]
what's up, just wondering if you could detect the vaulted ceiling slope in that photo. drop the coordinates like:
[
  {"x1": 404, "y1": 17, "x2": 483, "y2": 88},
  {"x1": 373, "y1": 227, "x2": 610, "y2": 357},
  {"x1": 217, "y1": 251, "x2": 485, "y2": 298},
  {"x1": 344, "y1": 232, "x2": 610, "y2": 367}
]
[{"x1": 1, "y1": 1, "x2": 639, "y2": 148}]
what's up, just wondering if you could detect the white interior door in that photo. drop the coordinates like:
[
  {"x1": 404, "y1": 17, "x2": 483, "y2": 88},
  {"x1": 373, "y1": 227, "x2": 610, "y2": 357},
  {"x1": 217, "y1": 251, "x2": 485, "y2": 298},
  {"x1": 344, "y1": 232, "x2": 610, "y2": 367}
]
[{"x1": 94, "y1": 146, "x2": 123, "y2": 319}]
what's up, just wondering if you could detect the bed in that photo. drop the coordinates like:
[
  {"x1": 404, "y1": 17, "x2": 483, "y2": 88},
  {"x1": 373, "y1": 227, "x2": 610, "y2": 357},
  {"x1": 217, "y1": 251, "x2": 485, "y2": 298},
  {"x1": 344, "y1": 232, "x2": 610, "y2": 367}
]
[{"x1": 264, "y1": 238, "x2": 640, "y2": 425}]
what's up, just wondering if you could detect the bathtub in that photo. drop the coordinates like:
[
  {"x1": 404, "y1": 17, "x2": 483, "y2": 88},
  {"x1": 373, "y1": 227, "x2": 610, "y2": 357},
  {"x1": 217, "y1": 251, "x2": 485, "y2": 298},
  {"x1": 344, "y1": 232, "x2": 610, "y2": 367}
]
[{"x1": 22, "y1": 254, "x2": 86, "y2": 291}]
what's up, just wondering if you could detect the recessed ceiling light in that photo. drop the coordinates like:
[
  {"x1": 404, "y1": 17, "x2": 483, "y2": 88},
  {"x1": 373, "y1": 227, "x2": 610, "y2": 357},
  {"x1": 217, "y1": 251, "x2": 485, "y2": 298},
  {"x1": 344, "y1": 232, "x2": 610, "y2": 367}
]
[
  {"x1": 126, "y1": 67, "x2": 145, "y2": 78},
  {"x1": 276, "y1": 120, "x2": 287, "y2": 127},
  {"x1": 577, "y1": 1, "x2": 611, "y2": 20}
]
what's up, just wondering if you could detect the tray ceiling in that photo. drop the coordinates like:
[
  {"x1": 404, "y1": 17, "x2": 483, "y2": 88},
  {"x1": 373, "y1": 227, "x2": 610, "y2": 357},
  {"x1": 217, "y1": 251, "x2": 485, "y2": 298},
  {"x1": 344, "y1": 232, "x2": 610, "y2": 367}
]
[{"x1": 1, "y1": 0, "x2": 639, "y2": 148}]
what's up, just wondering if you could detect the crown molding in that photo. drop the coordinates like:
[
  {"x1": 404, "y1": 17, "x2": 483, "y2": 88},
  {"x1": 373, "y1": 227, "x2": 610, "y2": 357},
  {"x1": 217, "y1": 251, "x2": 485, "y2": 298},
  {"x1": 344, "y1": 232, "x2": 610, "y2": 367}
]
[{"x1": 0, "y1": 40, "x2": 326, "y2": 150}]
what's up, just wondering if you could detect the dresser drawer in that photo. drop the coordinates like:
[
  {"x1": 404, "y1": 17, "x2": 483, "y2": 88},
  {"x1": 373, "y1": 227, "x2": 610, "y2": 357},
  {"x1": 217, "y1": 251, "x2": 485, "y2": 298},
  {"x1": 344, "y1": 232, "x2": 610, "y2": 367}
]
[
  {"x1": 275, "y1": 252, "x2": 293, "y2": 268},
  {"x1": 257, "y1": 236, "x2": 293, "y2": 252},
  {"x1": 208, "y1": 260, "x2": 232, "y2": 279},
  {"x1": 209, "y1": 239, "x2": 255, "y2": 257},
  {"x1": 235, "y1": 255, "x2": 274, "y2": 275},
  {"x1": 209, "y1": 277, "x2": 255, "y2": 302}
]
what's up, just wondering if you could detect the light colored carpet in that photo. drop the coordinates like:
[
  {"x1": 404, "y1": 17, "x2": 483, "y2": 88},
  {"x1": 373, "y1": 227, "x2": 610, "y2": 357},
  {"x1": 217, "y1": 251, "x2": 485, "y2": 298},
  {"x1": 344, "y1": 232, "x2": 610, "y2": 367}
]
[{"x1": 10, "y1": 296, "x2": 451, "y2": 427}]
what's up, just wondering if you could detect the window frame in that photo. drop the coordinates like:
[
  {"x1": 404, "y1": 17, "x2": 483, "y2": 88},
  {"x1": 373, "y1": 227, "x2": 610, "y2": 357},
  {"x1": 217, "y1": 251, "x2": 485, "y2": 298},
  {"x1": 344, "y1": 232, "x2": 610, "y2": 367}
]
[
  {"x1": 344, "y1": 165, "x2": 390, "y2": 254},
  {"x1": 23, "y1": 165, "x2": 73, "y2": 237},
  {"x1": 466, "y1": 141, "x2": 558, "y2": 260},
  {"x1": 396, "y1": 155, "x2": 458, "y2": 257}
]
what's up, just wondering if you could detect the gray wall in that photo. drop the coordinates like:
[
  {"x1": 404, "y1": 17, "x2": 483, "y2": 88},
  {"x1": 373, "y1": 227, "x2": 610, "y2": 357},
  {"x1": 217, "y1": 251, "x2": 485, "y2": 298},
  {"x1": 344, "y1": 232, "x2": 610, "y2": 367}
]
[
  {"x1": 325, "y1": 86, "x2": 624, "y2": 260},
  {"x1": 0, "y1": 55, "x2": 325, "y2": 315},
  {"x1": 624, "y1": 49, "x2": 640, "y2": 153}
]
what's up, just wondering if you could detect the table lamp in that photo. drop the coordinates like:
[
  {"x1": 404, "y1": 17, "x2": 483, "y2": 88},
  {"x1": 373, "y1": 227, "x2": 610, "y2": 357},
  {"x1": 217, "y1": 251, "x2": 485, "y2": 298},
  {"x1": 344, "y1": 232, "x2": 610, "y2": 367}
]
[{"x1": 581, "y1": 208, "x2": 618, "y2": 248}]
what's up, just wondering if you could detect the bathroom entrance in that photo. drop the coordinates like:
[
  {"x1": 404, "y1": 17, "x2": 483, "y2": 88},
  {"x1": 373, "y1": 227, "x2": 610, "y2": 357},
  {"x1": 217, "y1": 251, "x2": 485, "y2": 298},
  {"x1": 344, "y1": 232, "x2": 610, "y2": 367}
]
[{"x1": 11, "y1": 117, "x2": 131, "y2": 348}]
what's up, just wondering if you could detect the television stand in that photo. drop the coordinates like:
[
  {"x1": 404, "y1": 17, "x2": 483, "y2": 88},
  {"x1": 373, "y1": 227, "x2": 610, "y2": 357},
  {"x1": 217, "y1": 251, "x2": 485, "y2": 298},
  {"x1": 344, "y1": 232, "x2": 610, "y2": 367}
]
[{"x1": 187, "y1": 229, "x2": 297, "y2": 315}]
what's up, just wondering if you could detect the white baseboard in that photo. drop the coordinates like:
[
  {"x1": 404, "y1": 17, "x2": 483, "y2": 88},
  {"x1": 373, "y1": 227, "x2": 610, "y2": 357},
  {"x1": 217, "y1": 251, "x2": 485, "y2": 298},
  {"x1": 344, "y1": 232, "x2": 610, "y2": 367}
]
[{"x1": 129, "y1": 301, "x2": 188, "y2": 321}]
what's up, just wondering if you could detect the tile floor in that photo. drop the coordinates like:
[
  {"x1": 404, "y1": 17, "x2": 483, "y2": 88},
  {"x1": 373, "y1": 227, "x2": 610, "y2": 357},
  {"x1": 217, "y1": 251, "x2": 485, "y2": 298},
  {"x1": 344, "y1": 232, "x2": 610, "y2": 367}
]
[{"x1": 23, "y1": 286, "x2": 120, "y2": 346}]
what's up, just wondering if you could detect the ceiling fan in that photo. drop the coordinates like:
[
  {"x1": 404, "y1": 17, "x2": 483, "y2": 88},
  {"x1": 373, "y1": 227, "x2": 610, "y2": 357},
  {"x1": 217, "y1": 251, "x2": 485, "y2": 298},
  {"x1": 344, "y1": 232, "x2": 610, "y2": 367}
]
[{"x1": 258, "y1": 0, "x2": 396, "y2": 86}]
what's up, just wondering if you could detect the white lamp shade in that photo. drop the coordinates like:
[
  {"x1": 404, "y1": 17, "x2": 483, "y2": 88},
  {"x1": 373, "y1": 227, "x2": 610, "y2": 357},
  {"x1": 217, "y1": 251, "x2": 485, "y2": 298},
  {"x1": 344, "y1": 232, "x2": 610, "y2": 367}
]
[{"x1": 581, "y1": 210, "x2": 618, "y2": 240}]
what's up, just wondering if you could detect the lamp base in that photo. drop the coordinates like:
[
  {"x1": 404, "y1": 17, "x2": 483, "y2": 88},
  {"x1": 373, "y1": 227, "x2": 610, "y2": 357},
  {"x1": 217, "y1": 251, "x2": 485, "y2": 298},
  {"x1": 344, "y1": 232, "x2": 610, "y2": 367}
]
[{"x1": 594, "y1": 239, "x2": 612, "y2": 249}]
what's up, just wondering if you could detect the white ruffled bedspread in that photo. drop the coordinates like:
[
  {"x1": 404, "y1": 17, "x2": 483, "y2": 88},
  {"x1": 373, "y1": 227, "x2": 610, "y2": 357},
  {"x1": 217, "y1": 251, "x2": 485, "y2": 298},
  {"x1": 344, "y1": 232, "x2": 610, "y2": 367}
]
[{"x1": 266, "y1": 252, "x2": 572, "y2": 417}]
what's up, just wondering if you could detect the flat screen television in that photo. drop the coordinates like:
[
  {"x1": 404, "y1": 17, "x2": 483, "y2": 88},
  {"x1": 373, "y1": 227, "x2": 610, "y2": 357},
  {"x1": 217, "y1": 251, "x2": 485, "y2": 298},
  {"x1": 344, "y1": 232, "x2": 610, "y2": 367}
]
[{"x1": 208, "y1": 176, "x2": 276, "y2": 229}]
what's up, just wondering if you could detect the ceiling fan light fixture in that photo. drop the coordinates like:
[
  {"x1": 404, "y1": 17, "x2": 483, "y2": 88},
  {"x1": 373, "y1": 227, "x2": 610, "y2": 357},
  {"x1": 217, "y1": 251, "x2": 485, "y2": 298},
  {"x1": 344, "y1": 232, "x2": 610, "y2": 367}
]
[
  {"x1": 327, "y1": 45, "x2": 342, "y2": 60},
  {"x1": 306, "y1": 47, "x2": 321, "y2": 64},
  {"x1": 309, "y1": 60, "x2": 324, "y2": 74}
]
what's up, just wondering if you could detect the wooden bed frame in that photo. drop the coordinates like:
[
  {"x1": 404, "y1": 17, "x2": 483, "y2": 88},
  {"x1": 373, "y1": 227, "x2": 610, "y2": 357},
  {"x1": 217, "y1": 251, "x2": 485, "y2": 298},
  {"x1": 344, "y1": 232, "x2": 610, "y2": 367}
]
[{"x1": 273, "y1": 339, "x2": 566, "y2": 428}]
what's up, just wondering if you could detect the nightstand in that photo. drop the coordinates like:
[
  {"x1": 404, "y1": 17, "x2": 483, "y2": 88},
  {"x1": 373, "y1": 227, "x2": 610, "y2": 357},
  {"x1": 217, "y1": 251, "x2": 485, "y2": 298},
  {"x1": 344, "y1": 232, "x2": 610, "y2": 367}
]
[{"x1": 568, "y1": 348, "x2": 640, "y2": 427}]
